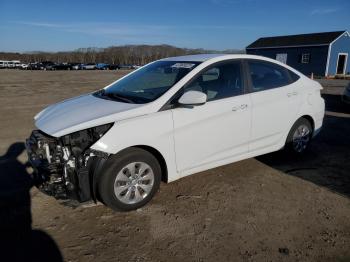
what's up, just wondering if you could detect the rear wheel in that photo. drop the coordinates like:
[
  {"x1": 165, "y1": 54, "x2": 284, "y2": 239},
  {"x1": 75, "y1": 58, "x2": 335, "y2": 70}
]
[
  {"x1": 285, "y1": 118, "x2": 313, "y2": 154},
  {"x1": 98, "y1": 148, "x2": 161, "y2": 211}
]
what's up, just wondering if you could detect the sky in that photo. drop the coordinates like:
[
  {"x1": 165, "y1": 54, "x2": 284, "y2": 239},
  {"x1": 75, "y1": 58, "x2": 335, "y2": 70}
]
[{"x1": 0, "y1": 0, "x2": 349, "y2": 52}]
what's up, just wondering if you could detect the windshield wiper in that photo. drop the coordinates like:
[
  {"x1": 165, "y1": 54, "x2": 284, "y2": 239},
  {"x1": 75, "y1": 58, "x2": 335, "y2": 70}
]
[
  {"x1": 109, "y1": 93, "x2": 134, "y2": 103},
  {"x1": 100, "y1": 90, "x2": 135, "y2": 103}
]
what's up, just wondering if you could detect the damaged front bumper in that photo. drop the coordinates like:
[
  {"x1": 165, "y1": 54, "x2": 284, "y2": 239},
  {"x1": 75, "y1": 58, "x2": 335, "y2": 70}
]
[{"x1": 25, "y1": 129, "x2": 108, "y2": 204}]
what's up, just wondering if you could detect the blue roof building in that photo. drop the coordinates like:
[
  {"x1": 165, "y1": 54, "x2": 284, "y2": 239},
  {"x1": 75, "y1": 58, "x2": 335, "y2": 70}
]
[{"x1": 246, "y1": 31, "x2": 350, "y2": 77}]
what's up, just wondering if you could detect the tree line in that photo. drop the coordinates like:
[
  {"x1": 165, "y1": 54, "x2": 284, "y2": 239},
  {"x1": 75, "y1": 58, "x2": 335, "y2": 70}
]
[{"x1": 0, "y1": 44, "x2": 244, "y2": 65}]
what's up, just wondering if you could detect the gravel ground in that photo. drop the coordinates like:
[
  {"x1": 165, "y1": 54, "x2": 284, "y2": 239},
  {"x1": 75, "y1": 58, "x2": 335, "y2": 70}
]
[{"x1": 0, "y1": 70, "x2": 349, "y2": 262}]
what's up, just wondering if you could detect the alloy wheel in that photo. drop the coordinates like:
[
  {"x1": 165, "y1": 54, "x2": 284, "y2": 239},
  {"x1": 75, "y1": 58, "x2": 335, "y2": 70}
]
[
  {"x1": 292, "y1": 124, "x2": 311, "y2": 153},
  {"x1": 113, "y1": 162, "x2": 155, "y2": 204}
]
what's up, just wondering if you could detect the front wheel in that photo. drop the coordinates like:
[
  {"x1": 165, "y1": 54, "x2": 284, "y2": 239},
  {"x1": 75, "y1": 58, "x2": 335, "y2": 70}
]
[
  {"x1": 285, "y1": 118, "x2": 313, "y2": 154},
  {"x1": 98, "y1": 148, "x2": 161, "y2": 211}
]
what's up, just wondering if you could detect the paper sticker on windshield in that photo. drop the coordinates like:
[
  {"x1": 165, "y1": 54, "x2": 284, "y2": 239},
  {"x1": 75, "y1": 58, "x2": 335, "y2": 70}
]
[{"x1": 171, "y1": 63, "x2": 196, "y2": 69}]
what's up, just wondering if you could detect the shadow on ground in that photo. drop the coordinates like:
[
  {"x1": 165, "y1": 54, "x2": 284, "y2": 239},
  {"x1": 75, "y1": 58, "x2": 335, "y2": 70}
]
[
  {"x1": 257, "y1": 94, "x2": 350, "y2": 198},
  {"x1": 323, "y1": 94, "x2": 350, "y2": 114},
  {"x1": 0, "y1": 142, "x2": 63, "y2": 262}
]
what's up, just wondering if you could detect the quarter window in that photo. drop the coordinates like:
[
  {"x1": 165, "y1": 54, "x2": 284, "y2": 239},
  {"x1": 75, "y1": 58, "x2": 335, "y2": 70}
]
[
  {"x1": 247, "y1": 60, "x2": 291, "y2": 92},
  {"x1": 289, "y1": 70, "x2": 300, "y2": 82},
  {"x1": 184, "y1": 61, "x2": 243, "y2": 101}
]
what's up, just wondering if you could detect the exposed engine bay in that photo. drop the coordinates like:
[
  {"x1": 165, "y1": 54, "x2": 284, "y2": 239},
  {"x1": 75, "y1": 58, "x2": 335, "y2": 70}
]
[{"x1": 26, "y1": 123, "x2": 113, "y2": 203}]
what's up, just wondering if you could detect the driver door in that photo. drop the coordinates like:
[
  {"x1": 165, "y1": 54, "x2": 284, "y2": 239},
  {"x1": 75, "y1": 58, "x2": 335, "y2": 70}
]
[{"x1": 171, "y1": 60, "x2": 251, "y2": 173}]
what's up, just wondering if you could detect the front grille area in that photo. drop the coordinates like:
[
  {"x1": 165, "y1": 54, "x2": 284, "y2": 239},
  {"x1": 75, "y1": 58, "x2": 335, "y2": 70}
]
[
  {"x1": 26, "y1": 130, "x2": 69, "y2": 199},
  {"x1": 25, "y1": 129, "x2": 108, "y2": 203}
]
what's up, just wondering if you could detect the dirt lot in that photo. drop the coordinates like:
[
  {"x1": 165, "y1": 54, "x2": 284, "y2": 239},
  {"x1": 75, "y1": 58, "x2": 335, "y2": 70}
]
[{"x1": 0, "y1": 70, "x2": 349, "y2": 262}]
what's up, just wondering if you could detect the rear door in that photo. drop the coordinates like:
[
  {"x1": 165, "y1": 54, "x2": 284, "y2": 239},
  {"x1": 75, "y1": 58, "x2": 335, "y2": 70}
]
[{"x1": 245, "y1": 59, "x2": 302, "y2": 152}]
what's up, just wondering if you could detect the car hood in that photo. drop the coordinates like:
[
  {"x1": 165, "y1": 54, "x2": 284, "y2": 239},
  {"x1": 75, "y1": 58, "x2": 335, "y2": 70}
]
[{"x1": 35, "y1": 93, "x2": 144, "y2": 137}]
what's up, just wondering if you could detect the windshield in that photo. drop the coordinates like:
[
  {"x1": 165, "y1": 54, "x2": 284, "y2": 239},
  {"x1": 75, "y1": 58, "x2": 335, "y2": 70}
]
[{"x1": 96, "y1": 60, "x2": 200, "y2": 104}]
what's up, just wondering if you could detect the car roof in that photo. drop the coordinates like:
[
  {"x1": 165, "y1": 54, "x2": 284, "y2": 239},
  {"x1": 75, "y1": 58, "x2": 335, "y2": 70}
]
[
  {"x1": 160, "y1": 53, "x2": 270, "y2": 62},
  {"x1": 159, "y1": 53, "x2": 303, "y2": 76},
  {"x1": 161, "y1": 54, "x2": 228, "y2": 62}
]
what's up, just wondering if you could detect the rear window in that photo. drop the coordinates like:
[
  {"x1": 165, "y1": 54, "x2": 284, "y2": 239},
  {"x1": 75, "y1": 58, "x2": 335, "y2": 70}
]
[{"x1": 248, "y1": 60, "x2": 291, "y2": 92}]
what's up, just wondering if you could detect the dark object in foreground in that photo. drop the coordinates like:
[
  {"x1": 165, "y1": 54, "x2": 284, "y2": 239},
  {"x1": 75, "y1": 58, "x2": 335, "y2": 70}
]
[{"x1": 0, "y1": 142, "x2": 63, "y2": 262}]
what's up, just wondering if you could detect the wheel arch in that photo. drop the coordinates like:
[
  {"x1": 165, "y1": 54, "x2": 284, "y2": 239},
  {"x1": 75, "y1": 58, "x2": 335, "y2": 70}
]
[
  {"x1": 299, "y1": 115, "x2": 315, "y2": 134},
  {"x1": 283, "y1": 114, "x2": 316, "y2": 148},
  {"x1": 114, "y1": 145, "x2": 169, "y2": 183},
  {"x1": 91, "y1": 144, "x2": 170, "y2": 204},
  {"x1": 134, "y1": 145, "x2": 168, "y2": 183}
]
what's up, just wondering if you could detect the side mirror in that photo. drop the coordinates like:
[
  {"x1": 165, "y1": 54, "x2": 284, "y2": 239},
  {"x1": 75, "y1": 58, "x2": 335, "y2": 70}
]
[{"x1": 178, "y1": 91, "x2": 207, "y2": 106}]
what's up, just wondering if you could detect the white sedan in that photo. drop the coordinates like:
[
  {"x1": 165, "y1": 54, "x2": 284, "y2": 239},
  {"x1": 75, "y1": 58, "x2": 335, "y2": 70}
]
[{"x1": 26, "y1": 54, "x2": 325, "y2": 211}]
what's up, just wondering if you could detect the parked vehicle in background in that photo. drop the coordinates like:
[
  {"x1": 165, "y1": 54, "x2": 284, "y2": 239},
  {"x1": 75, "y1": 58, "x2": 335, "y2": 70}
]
[
  {"x1": 26, "y1": 54, "x2": 325, "y2": 212},
  {"x1": 119, "y1": 64, "x2": 134, "y2": 70},
  {"x1": 12, "y1": 61, "x2": 21, "y2": 68},
  {"x1": 19, "y1": 63, "x2": 29, "y2": 69},
  {"x1": 71, "y1": 63, "x2": 83, "y2": 70},
  {"x1": 109, "y1": 64, "x2": 120, "y2": 70},
  {"x1": 27, "y1": 62, "x2": 43, "y2": 70},
  {"x1": 342, "y1": 82, "x2": 350, "y2": 103},
  {"x1": 96, "y1": 63, "x2": 110, "y2": 70},
  {"x1": 82, "y1": 63, "x2": 96, "y2": 70},
  {"x1": 0, "y1": 61, "x2": 130, "y2": 70},
  {"x1": 0, "y1": 60, "x2": 21, "y2": 68},
  {"x1": 52, "y1": 63, "x2": 73, "y2": 70},
  {"x1": 6, "y1": 61, "x2": 14, "y2": 68},
  {"x1": 0, "y1": 60, "x2": 7, "y2": 68},
  {"x1": 8, "y1": 61, "x2": 20, "y2": 68},
  {"x1": 41, "y1": 61, "x2": 56, "y2": 70}
]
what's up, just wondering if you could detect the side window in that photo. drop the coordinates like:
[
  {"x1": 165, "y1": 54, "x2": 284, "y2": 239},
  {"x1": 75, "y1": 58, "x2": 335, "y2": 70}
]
[
  {"x1": 248, "y1": 60, "x2": 291, "y2": 92},
  {"x1": 202, "y1": 68, "x2": 220, "y2": 82},
  {"x1": 184, "y1": 61, "x2": 243, "y2": 102}
]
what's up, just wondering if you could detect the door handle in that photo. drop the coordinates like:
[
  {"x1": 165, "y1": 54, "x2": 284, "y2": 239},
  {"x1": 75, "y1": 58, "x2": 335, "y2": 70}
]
[
  {"x1": 232, "y1": 104, "x2": 248, "y2": 112},
  {"x1": 287, "y1": 91, "x2": 298, "y2": 97}
]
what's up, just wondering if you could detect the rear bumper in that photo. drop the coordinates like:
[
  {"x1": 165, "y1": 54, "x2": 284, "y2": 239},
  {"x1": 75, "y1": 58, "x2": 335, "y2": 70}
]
[
  {"x1": 313, "y1": 113, "x2": 324, "y2": 137},
  {"x1": 313, "y1": 98, "x2": 325, "y2": 137}
]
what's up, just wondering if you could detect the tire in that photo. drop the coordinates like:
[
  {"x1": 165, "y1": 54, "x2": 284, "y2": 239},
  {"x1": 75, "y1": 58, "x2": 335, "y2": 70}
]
[
  {"x1": 285, "y1": 118, "x2": 313, "y2": 154},
  {"x1": 98, "y1": 148, "x2": 161, "y2": 211}
]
